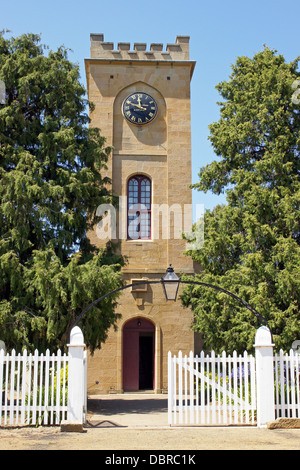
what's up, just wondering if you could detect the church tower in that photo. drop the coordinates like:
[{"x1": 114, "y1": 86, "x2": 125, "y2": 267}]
[{"x1": 85, "y1": 34, "x2": 197, "y2": 393}]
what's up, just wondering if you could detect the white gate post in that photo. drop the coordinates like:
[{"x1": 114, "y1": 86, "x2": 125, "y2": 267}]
[
  {"x1": 62, "y1": 326, "x2": 85, "y2": 432},
  {"x1": 254, "y1": 326, "x2": 275, "y2": 428}
]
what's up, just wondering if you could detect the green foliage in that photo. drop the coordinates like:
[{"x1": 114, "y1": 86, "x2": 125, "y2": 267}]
[
  {"x1": 183, "y1": 48, "x2": 300, "y2": 353},
  {"x1": 0, "y1": 32, "x2": 124, "y2": 353}
]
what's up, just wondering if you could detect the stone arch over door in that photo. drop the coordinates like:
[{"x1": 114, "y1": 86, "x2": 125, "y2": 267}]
[{"x1": 122, "y1": 317, "x2": 156, "y2": 392}]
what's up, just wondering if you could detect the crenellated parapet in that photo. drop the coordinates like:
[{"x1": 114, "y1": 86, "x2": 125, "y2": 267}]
[{"x1": 90, "y1": 34, "x2": 190, "y2": 61}]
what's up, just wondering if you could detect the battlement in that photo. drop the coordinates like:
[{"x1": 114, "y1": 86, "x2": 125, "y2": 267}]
[{"x1": 90, "y1": 34, "x2": 190, "y2": 61}]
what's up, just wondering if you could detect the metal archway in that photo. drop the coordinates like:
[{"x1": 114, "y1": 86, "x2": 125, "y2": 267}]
[{"x1": 69, "y1": 278, "x2": 272, "y2": 340}]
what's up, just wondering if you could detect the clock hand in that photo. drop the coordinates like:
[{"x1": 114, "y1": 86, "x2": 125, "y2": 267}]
[{"x1": 127, "y1": 100, "x2": 146, "y2": 110}]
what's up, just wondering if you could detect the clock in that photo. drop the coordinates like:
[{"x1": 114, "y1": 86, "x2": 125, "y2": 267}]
[{"x1": 122, "y1": 92, "x2": 158, "y2": 125}]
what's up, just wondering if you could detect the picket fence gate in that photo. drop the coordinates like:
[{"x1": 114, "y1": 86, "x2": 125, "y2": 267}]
[
  {"x1": 168, "y1": 327, "x2": 300, "y2": 427},
  {"x1": 274, "y1": 349, "x2": 300, "y2": 420},
  {"x1": 0, "y1": 327, "x2": 87, "y2": 426},
  {"x1": 168, "y1": 350, "x2": 257, "y2": 426}
]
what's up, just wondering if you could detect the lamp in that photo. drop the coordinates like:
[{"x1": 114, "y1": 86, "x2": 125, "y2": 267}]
[{"x1": 161, "y1": 264, "x2": 180, "y2": 301}]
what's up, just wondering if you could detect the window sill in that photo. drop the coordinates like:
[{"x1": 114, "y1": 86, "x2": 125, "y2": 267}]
[{"x1": 125, "y1": 239, "x2": 153, "y2": 242}]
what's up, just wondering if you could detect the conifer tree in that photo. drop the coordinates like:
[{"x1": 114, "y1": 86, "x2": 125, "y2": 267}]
[
  {"x1": 0, "y1": 32, "x2": 123, "y2": 352},
  {"x1": 182, "y1": 48, "x2": 300, "y2": 353}
]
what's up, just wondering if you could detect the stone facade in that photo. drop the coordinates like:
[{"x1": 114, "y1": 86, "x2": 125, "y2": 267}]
[{"x1": 85, "y1": 34, "x2": 199, "y2": 394}]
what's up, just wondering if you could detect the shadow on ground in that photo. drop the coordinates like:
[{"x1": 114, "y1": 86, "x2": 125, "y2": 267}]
[{"x1": 86, "y1": 394, "x2": 168, "y2": 428}]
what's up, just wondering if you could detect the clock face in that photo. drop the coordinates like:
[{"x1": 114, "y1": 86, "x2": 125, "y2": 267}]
[{"x1": 122, "y1": 92, "x2": 158, "y2": 125}]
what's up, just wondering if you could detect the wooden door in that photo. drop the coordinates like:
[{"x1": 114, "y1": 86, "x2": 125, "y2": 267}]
[
  {"x1": 123, "y1": 329, "x2": 139, "y2": 391},
  {"x1": 123, "y1": 318, "x2": 155, "y2": 391}
]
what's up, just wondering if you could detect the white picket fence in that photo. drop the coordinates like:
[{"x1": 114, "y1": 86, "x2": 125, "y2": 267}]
[
  {"x1": 0, "y1": 349, "x2": 69, "y2": 426},
  {"x1": 168, "y1": 327, "x2": 300, "y2": 427},
  {"x1": 1, "y1": 325, "x2": 299, "y2": 428},
  {"x1": 274, "y1": 349, "x2": 300, "y2": 419},
  {"x1": 0, "y1": 327, "x2": 87, "y2": 426},
  {"x1": 168, "y1": 350, "x2": 256, "y2": 426}
]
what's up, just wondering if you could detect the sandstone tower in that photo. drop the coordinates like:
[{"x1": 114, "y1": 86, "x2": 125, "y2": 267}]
[{"x1": 85, "y1": 34, "x2": 197, "y2": 393}]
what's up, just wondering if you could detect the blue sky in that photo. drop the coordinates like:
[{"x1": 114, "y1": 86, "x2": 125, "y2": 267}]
[{"x1": 1, "y1": 0, "x2": 299, "y2": 213}]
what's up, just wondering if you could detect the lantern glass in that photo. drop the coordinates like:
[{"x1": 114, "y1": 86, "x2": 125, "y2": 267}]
[{"x1": 162, "y1": 265, "x2": 180, "y2": 301}]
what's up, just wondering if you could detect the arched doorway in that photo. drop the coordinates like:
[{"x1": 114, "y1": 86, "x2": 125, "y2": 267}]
[{"x1": 123, "y1": 317, "x2": 155, "y2": 392}]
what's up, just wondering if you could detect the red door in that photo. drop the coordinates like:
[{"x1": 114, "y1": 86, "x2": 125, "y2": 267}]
[
  {"x1": 123, "y1": 329, "x2": 139, "y2": 391},
  {"x1": 123, "y1": 318, "x2": 155, "y2": 391}
]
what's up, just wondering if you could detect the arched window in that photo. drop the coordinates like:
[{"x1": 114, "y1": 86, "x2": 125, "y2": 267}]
[{"x1": 127, "y1": 175, "x2": 151, "y2": 240}]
